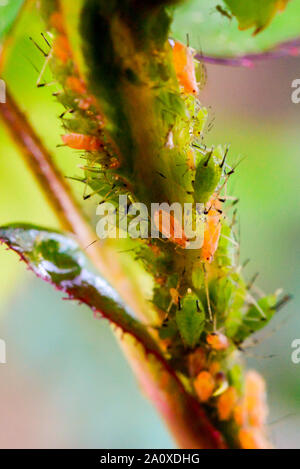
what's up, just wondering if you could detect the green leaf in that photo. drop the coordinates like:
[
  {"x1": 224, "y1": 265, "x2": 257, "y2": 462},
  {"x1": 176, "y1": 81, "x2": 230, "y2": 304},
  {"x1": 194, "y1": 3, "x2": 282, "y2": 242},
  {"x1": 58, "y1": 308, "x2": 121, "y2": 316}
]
[
  {"x1": 0, "y1": 223, "x2": 163, "y2": 360},
  {"x1": 176, "y1": 295, "x2": 205, "y2": 348},
  {"x1": 224, "y1": 0, "x2": 289, "y2": 35},
  {"x1": 172, "y1": 0, "x2": 300, "y2": 57},
  {"x1": 0, "y1": 0, "x2": 25, "y2": 41}
]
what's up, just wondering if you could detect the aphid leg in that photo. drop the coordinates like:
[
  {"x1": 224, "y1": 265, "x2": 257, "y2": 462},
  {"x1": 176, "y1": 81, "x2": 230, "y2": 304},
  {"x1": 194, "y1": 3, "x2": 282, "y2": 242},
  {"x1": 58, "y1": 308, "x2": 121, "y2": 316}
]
[
  {"x1": 202, "y1": 264, "x2": 213, "y2": 324},
  {"x1": 41, "y1": 32, "x2": 52, "y2": 49},
  {"x1": 247, "y1": 272, "x2": 260, "y2": 291},
  {"x1": 59, "y1": 109, "x2": 74, "y2": 118},
  {"x1": 245, "y1": 291, "x2": 267, "y2": 319}
]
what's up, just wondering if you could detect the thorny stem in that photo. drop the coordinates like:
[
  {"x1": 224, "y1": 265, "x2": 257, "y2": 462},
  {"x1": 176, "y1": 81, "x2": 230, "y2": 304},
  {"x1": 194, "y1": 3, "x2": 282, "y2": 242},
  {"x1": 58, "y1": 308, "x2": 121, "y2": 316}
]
[
  {"x1": 0, "y1": 89, "x2": 149, "y2": 320},
  {"x1": 0, "y1": 89, "x2": 227, "y2": 449}
]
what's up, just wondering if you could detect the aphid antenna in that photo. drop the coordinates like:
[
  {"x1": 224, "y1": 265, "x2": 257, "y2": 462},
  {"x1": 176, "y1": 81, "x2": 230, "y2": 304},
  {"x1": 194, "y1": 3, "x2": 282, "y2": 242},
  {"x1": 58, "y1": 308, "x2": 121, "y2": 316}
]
[
  {"x1": 250, "y1": 309, "x2": 295, "y2": 347},
  {"x1": 239, "y1": 347, "x2": 277, "y2": 360},
  {"x1": 246, "y1": 272, "x2": 260, "y2": 291},
  {"x1": 236, "y1": 257, "x2": 250, "y2": 274},
  {"x1": 268, "y1": 413, "x2": 299, "y2": 428}
]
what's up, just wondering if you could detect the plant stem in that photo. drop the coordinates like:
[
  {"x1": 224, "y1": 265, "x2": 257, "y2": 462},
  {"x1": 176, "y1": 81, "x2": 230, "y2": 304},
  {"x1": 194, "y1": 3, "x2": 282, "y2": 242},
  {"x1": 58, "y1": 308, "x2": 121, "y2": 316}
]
[{"x1": 0, "y1": 88, "x2": 227, "y2": 450}]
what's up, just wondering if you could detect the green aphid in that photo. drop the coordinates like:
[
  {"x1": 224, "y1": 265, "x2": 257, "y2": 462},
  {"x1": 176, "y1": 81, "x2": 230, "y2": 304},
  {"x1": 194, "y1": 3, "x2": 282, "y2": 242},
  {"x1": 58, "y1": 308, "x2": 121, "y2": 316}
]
[
  {"x1": 193, "y1": 106, "x2": 208, "y2": 138},
  {"x1": 225, "y1": 273, "x2": 247, "y2": 338},
  {"x1": 176, "y1": 294, "x2": 205, "y2": 348},
  {"x1": 159, "y1": 318, "x2": 178, "y2": 341},
  {"x1": 233, "y1": 293, "x2": 279, "y2": 344},
  {"x1": 209, "y1": 276, "x2": 235, "y2": 322},
  {"x1": 215, "y1": 223, "x2": 236, "y2": 268},
  {"x1": 228, "y1": 364, "x2": 244, "y2": 394},
  {"x1": 193, "y1": 147, "x2": 226, "y2": 204}
]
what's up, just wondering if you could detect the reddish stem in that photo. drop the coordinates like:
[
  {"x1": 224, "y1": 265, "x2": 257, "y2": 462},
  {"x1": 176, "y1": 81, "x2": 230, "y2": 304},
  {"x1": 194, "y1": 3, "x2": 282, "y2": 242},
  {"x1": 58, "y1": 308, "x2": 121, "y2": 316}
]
[{"x1": 196, "y1": 37, "x2": 300, "y2": 67}]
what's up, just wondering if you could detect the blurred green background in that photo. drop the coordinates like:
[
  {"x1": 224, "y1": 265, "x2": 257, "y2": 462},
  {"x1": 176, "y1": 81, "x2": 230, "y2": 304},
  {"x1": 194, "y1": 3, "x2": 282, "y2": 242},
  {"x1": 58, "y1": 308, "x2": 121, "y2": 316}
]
[{"x1": 0, "y1": 0, "x2": 300, "y2": 449}]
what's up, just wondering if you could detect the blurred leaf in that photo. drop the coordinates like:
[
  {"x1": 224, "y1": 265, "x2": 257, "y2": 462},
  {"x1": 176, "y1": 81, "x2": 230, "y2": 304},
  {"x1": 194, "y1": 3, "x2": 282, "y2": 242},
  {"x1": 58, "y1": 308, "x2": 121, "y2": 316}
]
[
  {"x1": 172, "y1": 0, "x2": 300, "y2": 56},
  {"x1": 224, "y1": 0, "x2": 290, "y2": 35},
  {"x1": 0, "y1": 0, "x2": 25, "y2": 41},
  {"x1": 0, "y1": 223, "x2": 163, "y2": 358}
]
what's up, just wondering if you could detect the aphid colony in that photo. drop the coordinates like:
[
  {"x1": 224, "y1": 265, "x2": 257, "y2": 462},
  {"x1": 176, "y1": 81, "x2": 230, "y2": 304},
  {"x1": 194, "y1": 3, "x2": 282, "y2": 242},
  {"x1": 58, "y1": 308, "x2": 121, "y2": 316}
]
[
  {"x1": 40, "y1": 0, "x2": 288, "y2": 448},
  {"x1": 39, "y1": 6, "x2": 127, "y2": 207}
]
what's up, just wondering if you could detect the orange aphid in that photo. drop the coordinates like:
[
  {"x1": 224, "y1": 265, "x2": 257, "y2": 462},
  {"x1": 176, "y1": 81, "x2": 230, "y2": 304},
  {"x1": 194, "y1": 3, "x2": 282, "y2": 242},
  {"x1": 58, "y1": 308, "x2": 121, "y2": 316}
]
[
  {"x1": 109, "y1": 157, "x2": 121, "y2": 170},
  {"x1": 153, "y1": 209, "x2": 188, "y2": 248},
  {"x1": 234, "y1": 403, "x2": 247, "y2": 427},
  {"x1": 50, "y1": 12, "x2": 65, "y2": 34},
  {"x1": 206, "y1": 332, "x2": 229, "y2": 351},
  {"x1": 66, "y1": 76, "x2": 87, "y2": 95},
  {"x1": 277, "y1": 0, "x2": 289, "y2": 12},
  {"x1": 188, "y1": 348, "x2": 206, "y2": 377},
  {"x1": 53, "y1": 35, "x2": 72, "y2": 63},
  {"x1": 155, "y1": 276, "x2": 166, "y2": 286},
  {"x1": 238, "y1": 428, "x2": 271, "y2": 450},
  {"x1": 244, "y1": 371, "x2": 268, "y2": 428},
  {"x1": 194, "y1": 371, "x2": 215, "y2": 402},
  {"x1": 169, "y1": 288, "x2": 180, "y2": 305},
  {"x1": 171, "y1": 40, "x2": 199, "y2": 96},
  {"x1": 62, "y1": 133, "x2": 103, "y2": 151},
  {"x1": 201, "y1": 196, "x2": 222, "y2": 263},
  {"x1": 217, "y1": 386, "x2": 238, "y2": 421},
  {"x1": 209, "y1": 361, "x2": 221, "y2": 376}
]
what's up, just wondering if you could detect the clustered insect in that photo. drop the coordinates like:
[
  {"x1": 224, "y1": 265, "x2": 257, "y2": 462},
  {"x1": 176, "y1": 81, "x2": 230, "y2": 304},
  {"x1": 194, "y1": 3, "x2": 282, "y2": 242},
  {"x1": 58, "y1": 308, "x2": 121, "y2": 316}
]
[{"x1": 38, "y1": 1, "x2": 290, "y2": 448}]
